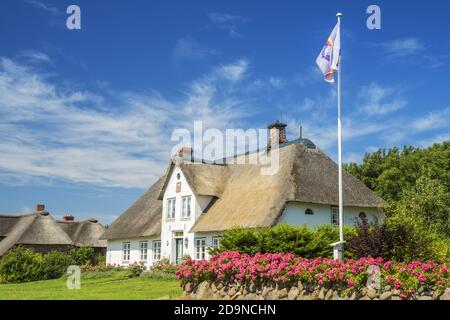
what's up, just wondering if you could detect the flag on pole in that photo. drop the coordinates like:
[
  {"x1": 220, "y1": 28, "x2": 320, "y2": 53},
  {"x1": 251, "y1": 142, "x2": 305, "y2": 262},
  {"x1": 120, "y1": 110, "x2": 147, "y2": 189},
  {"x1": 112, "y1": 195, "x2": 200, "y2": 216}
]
[{"x1": 316, "y1": 22, "x2": 341, "y2": 83}]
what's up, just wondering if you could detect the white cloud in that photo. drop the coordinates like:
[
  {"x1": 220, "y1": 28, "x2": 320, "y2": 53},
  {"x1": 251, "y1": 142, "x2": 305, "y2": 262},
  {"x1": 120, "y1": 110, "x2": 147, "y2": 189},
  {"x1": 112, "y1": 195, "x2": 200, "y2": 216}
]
[
  {"x1": 268, "y1": 77, "x2": 284, "y2": 88},
  {"x1": 207, "y1": 12, "x2": 248, "y2": 37},
  {"x1": 417, "y1": 132, "x2": 450, "y2": 147},
  {"x1": 379, "y1": 37, "x2": 425, "y2": 59},
  {"x1": 344, "y1": 152, "x2": 364, "y2": 164},
  {"x1": 358, "y1": 83, "x2": 407, "y2": 116},
  {"x1": 411, "y1": 107, "x2": 450, "y2": 131},
  {"x1": 217, "y1": 59, "x2": 249, "y2": 82},
  {"x1": 372, "y1": 37, "x2": 450, "y2": 69},
  {"x1": 19, "y1": 50, "x2": 51, "y2": 63},
  {"x1": 23, "y1": 0, "x2": 62, "y2": 15},
  {"x1": 284, "y1": 82, "x2": 448, "y2": 159},
  {"x1": 172, "y1": 36, "x2": 220, "y2": 63},
  {"x1": 294, "y1": 67, "x2": 322, "y2": 87},
  {"x1": 0, "y1": 57, "x2": 252, "y2": 188}
]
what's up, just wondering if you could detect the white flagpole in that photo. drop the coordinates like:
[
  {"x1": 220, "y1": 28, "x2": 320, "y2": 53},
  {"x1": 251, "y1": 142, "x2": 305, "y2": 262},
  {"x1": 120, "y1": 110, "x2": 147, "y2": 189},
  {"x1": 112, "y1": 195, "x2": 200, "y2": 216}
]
[{"x1": 336, "y1": 12, "x2": 344, "y2": 256}]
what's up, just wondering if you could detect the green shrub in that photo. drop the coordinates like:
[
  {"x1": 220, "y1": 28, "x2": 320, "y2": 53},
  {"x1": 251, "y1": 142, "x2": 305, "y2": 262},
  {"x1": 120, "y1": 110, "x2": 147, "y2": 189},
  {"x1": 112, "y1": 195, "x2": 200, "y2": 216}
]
[
  {"x1": 126, "y1": 262, "x2": 146, "y2": 278},
  {"x1": 69, "y1": 246, "x2": 95, "y2": 266},
  {"x1": 212, "y1": 224, "x2": 355, "y2": 258},
  {"x1": 80, "y1": 263, "x2": 122, "y2": 273},
  {"x1": 40, "y1": 251, "x2": 73, "y2": 280},
  {"x1": 0, "y1": 247, "x2": 44, "y2": 283},
  {"x1": 211, "y1": 227, "x2": 260, "y2": 255},
  {"x1": 41, "y1": 251, "x2": 72, "y2": 279},
  {"x1": 347, "y1": 216, "x2": 436, "y2": 262},
  {"x1": 261, "y1": 224, "x2": 313, "y2": 256},
  {"x1": 306, "y1": 225, "x2": 356, "y2": 259},
  {"x1": 429, "y1": 239, "x2": 450, "y2": 264},
  {"x1": 96, "y1": 254, "x2": 106, "y2": 266},
  {"x1": 0, "y1": 246, "x2": 106, "y2": 284}
]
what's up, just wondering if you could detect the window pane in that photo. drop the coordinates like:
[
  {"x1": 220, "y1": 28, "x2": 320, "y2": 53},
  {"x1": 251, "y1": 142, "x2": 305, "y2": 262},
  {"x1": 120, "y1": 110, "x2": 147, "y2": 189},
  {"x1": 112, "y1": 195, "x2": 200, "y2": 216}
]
[
  {"x1": 187, "y1": 197, "x2": 191, "y2": 217},
  {"x1": 331, "y1": 207, "x2": 339, "y2": 225},
  {"x1": 153, "y1": 241, "x2": 161, "y2": 260},
  {"x1": 123, "y1": 242, "x2": 130, "y2": 261},
  {"x1": 140, "y1": 242, "x2": 148, "y2": 260},
  {"x1": 167, "y1": 198, "x2": 176, "y2": 219},
  {"x1": 172, "y1": 199, "x2": 176, "y2": 217},
  {"x1": 167, "y1": 200, "x2": 171, "y2": 218}
]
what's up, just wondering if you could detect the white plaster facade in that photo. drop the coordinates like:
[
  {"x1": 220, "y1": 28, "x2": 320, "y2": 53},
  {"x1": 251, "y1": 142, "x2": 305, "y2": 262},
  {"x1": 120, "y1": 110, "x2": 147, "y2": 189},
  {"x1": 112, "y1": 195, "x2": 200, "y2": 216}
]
[
  {"x1": 106, "y1": 236, "x2": 160, "y2": 267},
  {"x1": 278, "y1": 202, "x2": 381, "y2": 228},
  {"x1": 106, "y1": 166, "x2": 383, "y2": 267}
]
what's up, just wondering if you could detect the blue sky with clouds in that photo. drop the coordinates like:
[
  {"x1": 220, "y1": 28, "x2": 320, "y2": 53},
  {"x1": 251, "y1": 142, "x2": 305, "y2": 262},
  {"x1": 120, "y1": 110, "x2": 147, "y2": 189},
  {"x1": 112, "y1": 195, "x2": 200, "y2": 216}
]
[{"x1": 0, "y1": 0, "x2": 449, "y2": 223}]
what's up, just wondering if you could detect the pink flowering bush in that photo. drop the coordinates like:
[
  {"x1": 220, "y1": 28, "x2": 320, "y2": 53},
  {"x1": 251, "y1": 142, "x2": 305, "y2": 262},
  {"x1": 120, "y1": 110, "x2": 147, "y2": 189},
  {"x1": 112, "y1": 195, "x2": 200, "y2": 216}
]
[
  {"x1": 176, "y1": 252, "x2": 450, "y2": 298},
  {"x1": 127, "y1": 261, "x2": 147, "y2": 278},
  {"x1": 151, "y1": 258, "x2": 179, "y2": 274}
]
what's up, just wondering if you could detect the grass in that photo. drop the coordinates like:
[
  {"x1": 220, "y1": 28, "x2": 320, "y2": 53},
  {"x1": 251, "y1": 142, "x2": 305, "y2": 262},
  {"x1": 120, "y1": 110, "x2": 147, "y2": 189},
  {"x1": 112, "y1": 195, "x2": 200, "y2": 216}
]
[{"x1": 0, "y1": 270, "x2": 182, "y2": 300}]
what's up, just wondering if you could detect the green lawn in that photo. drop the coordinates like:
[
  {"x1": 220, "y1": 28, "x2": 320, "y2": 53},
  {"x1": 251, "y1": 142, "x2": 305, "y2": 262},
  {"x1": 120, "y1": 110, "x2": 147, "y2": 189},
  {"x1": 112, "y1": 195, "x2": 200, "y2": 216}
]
[{"x1": 0, "y1": 270, "x2": 182, "y2": 300}]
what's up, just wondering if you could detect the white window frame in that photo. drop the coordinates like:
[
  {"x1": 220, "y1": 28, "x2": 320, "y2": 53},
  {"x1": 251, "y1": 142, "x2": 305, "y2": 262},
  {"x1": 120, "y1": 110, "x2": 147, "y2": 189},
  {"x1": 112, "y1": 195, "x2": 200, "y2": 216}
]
[
  {"x1": 167, "y1": 198, "x2": 176, "y2": 220},
  {"x1": 153, "y1": 240, "x2": 161, "y2": 261},
  {"x1": 181, "y1": 196, "x2": 192, "y2": 219},
  {"x1": 331, "y1": 206, "x2": 339, "y2": 226},
  {"x1": 139, "y1": 241, "x2": 148, "y2": 261},
  {"x1": 195, "y1": 238, "x2": 206, "y2": 260},
  {"x1": 212, "y1": 236, "x2": 221, "y2": 248},
  {"x1": 122, "y1": 242, "x2": 131, "y2": 262}
]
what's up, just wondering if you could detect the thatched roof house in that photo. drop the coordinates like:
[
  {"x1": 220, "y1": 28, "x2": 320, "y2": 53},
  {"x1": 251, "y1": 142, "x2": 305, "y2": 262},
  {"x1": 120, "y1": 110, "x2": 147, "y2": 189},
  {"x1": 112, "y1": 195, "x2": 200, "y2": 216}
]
[
  {"x1": 102, "y1": 133, "x2": 385, "y2": 240},
  {"x1": 0, "y1": 205, "x2": 107, "y2": 256},
  {"x1": 102, "y1": 122, "x2": 386, "y2": 266}
]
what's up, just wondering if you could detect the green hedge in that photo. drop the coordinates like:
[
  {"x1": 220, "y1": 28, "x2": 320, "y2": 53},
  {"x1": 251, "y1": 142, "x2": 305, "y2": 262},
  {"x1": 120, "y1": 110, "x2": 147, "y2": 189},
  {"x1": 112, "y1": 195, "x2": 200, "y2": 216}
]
[
  {"x1": 210, "y1": 224, "x2": 356, "y2": 258},
  {"x1": 0, "y1": 246, "x2": 101, "y2": 284},
  {"x1": 0, "y1": 247, "x2": 44, "y2": 283}
]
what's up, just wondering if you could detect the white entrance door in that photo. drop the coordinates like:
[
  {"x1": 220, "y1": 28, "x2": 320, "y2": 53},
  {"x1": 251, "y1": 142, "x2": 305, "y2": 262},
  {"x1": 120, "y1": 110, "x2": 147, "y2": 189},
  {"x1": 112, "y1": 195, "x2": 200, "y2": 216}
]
[{"x1": 175, "y1": 238, "x2": 183, "y2": 264}]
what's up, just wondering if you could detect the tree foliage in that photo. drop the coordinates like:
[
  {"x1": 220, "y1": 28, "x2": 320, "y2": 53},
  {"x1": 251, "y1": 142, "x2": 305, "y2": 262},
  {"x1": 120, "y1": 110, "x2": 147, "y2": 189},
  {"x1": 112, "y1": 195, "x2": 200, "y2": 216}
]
[
  {"x1": 345, "y1": 141, "x2": 450, "y2": 263},
  {"x1": 345, "y1": 142, "x2": 449, "y2": 203}
]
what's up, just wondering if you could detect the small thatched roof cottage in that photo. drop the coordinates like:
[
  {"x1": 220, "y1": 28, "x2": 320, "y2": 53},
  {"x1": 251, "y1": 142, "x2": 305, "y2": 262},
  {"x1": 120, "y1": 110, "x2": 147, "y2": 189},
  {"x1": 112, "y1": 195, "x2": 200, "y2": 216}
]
[
  {"x1": 0, "y1": 204, "x2": 107, "y2": 256},
  {"x1": 102, "y1": 122, "x2": 386, "y2": 267}
]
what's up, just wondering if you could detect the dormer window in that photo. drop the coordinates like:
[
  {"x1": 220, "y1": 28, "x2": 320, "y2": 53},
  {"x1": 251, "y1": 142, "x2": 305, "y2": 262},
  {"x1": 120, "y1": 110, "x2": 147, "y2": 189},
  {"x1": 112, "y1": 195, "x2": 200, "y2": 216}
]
[
  {"x1": 181, "y1": 196, "x2": 191, "y2": 219},
  {"x1": 167, "y1": 198, "x2": 176, "y2": 220}
]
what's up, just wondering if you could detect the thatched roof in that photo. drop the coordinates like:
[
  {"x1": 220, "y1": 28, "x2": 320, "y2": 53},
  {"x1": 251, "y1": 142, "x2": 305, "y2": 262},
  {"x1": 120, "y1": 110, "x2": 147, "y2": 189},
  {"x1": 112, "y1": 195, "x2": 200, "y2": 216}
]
[
  {"x1": 158, "y1": 162, "x2": 228, "y2": 200},
  {"x1": 0, "y1": 211, "x2": 107, "y2": 256},
  {"x1": 100, "y1": 176, "x2": 166, "y2": 240},
  {"x1": 57, "y1": 219, "x2": 107, "y2": 247},
  {"x1": 191, "y1": 144, "x2": 386, "y2": 232},
  {"x1": 104, "y1": 142, "x2": 386, "y2": 238},
  {"x1": 0, "y1": 212, "x2": 74, "y2": 256}
]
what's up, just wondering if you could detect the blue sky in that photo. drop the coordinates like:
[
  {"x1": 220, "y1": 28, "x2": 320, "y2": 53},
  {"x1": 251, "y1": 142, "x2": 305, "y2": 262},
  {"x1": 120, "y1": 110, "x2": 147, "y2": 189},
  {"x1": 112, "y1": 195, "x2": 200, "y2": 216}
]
[{"x1": 0, "y1": 0, "x2": 449, "y2": 223}]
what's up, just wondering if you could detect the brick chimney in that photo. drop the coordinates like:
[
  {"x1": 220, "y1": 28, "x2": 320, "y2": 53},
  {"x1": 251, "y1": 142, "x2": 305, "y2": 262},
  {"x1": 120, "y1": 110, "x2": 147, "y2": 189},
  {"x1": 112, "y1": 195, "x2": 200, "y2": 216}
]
[
  {"x1": 267, "y1": 121, "x2": 287, "y2": 147},
  {"x1": 35, "y1": 204, "x2": 45, "y2": 212},
  {"x1": 177, "y1": 147, "x2": 193, "y2": 161},
  {"x1": 63, "y1": 215, "x2": 75, "y2": 222}
]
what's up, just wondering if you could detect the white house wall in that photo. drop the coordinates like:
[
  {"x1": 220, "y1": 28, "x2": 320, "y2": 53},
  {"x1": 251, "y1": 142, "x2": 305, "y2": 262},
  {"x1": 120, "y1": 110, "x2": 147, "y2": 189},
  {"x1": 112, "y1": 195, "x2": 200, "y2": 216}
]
[
  {"x1": 160, "y1": 166, "x2": 213, "y2": 263},
  {"x1": 106, "y1": 167, "x2": 384, "y2": 266},
  {"x1": 106, "y1": 237, "x2": 160, "y2": 267},
  {"x1": 277, "y1": 202, "x2": 383, "y2": 228}
]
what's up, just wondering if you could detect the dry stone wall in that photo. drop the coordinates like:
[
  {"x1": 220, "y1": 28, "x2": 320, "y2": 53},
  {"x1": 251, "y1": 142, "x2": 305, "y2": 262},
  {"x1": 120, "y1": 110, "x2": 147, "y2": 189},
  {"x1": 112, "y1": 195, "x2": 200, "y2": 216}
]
[{"x1": 183, "y1": 280, "x2": 450, "y2": 301}]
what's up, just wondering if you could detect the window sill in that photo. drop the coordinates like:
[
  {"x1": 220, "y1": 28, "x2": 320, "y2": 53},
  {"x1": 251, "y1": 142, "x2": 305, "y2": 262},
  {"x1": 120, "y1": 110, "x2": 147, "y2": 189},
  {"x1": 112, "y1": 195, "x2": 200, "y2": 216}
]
[
  {"x1": 180, "y1": 217, "x2": 191, "y2": 221},
  {"x1": 165, "y1": 218, "x2": 175, "y2": 222}
]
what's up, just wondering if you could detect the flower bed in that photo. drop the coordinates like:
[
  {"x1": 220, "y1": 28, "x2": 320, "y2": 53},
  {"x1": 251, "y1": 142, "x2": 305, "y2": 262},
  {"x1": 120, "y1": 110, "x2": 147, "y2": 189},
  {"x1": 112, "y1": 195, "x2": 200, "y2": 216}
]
[
  {"x1": 151, "y1": 258, "x2": 179, "y2": 274},
  {"x1": 176, "y1": 252, "x2": 450, "y2": 300}
]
